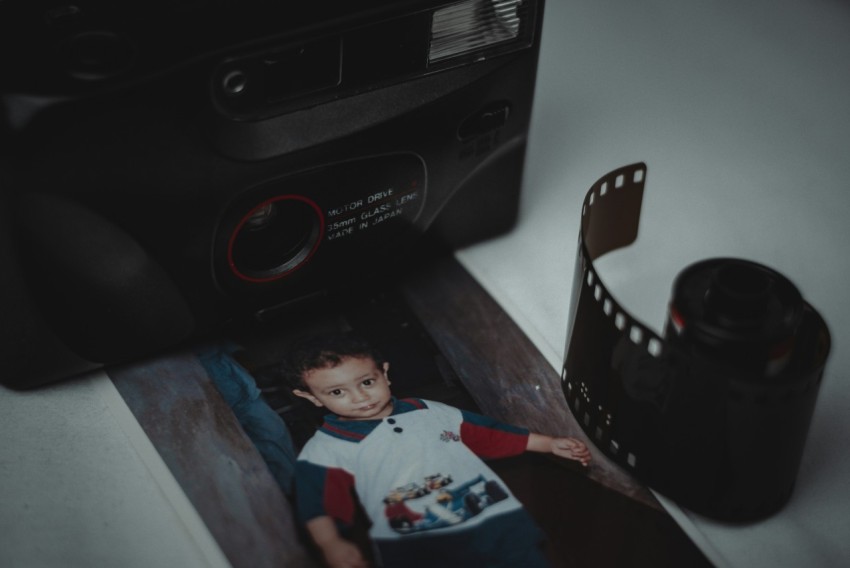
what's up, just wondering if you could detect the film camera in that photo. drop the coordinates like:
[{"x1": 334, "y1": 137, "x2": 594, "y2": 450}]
[{"x1": 0, "y1": 0, "x2": 545, "y2": 388}]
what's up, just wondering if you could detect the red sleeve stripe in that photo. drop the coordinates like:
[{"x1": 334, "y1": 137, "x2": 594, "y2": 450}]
[
  {"x1": 461, "y1": 421, "x2": 529, "y2": 459},
  {"x1": 324, "y1": 467, "x2": 357, "y2": 525}
]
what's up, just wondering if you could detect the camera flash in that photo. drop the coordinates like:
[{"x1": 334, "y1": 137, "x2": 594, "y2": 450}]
[{"x1": 429, "y1": 0, "x2": 523, "y2": 63}]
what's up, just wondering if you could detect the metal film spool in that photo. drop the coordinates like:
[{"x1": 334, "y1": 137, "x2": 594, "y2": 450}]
[{"x1": 561, "y1": 163, "x2": 831, "y2": 520}]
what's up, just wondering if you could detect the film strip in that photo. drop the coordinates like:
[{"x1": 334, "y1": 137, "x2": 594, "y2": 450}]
[{"x1": 561, "y1": 163, "x2": 831, "y2": 520}]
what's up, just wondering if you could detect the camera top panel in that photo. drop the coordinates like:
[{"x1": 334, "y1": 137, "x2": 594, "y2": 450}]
[{"x1": 1, "y1": 1, "x2": 536, "y2": 98}]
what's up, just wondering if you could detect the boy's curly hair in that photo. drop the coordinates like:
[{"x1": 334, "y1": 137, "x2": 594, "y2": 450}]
[{"x1": 284, "y1": 332, "x2": 385, "y2": 390}]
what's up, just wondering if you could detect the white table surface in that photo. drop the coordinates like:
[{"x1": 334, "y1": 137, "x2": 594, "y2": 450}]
[
  {"x1": 458, "y1": 1, "x2": 850, "y2": 566},
  {"x1": 0, "y1": 372, "x2": 231, "y2": 568},
  {"x1": 2, "y1": 1, "x2": 848, "y2": 567}
]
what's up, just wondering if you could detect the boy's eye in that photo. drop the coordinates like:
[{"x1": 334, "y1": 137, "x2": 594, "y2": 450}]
[
  {"x1": 329, "y1": 389, "x2": 344, "y2": 396},
  {"x1": 362, "y1": 378, "x2": 374, "y2": 386}
]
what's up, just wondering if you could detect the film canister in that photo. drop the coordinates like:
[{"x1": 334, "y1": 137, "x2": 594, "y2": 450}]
[{"x1": 562, "y1": 163, "x2": 831, "y2": 520}]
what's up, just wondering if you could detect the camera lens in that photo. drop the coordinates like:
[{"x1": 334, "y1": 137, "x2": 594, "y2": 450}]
[{"x1": 228, "y1": 196, "x2": 323, "y2": 281}]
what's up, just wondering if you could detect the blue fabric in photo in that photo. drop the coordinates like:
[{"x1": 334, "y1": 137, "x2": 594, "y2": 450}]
[{"x1": 197, "y1": 342, "x2": 297, "y2": 495}]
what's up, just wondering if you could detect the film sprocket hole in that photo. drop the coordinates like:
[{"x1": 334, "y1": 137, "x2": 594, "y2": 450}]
[{"x1": 0, "y1": 0, "x2": 545, "y2": 388}]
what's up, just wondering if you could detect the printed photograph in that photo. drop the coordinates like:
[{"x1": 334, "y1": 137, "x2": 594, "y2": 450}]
[{"x1": 107, "y1": 268, "x2": 707, "y2": 568}]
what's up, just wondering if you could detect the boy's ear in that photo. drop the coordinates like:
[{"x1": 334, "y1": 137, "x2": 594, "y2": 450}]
[
  {"x1": 382, "y1": 361, "x2": 390, "y2": 383},
  {"x1": 293, "y1": 388, "x2": 324, "y2": 407}
]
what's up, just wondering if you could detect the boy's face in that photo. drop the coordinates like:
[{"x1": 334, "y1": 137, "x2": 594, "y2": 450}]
[{"x1": 293, "y1": 356, "x2": 393, "y2": 421}]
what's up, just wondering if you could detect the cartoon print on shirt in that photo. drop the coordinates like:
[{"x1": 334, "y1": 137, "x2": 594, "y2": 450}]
[
  {"x1": 440, "y1": 430, "x2": 460, "y2": 442},
  {"x1": 383, "y1": 473, "x2": 453, "y2": 504},
  {"x1": 424, "y1": 473, "x2": 453, "y2": 490},
  {"x1": 384, "y1": 473, "x2": 509, "y2": 534}
]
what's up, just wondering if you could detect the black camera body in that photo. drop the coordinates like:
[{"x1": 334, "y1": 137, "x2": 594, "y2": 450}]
[{"x1": 0, "y1": 0, "x2": 545, "y2": 387}]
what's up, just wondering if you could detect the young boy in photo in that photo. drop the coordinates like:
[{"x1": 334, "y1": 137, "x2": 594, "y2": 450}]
[{"x1": 287, "y1": 333, "x2": 591, "y2": 568}]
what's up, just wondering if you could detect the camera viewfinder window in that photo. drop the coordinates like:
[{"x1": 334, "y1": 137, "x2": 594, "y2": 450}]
[{"x1": 264, "y1": 37, "x2": 342, "y2": 102}]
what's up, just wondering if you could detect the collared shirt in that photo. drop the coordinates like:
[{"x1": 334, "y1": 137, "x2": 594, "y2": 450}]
[{"x1": 295, "y1": 397, "x2": 530, "y2": 541}]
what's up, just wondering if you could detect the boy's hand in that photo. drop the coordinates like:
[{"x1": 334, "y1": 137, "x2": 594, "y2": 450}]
[
  {"x1": 319, "y1": 536, "x2": 369, "y2": 568},
  {"x1": 550, "y1": 437, "x2": 592, "y2": 466},
  {"x1": 307, "y1": 516, "x2": 369, "y2": 568},
  {"x1": 527, "y1": 433, "x2": 592, "y2": 466}
]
